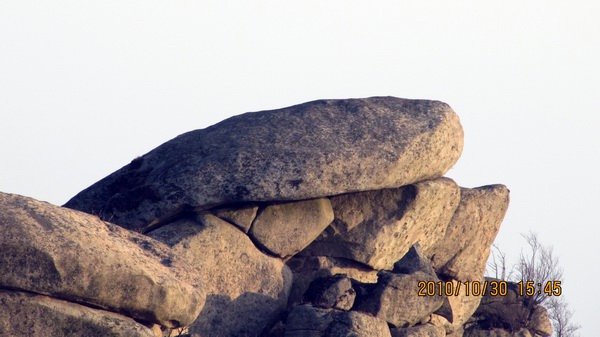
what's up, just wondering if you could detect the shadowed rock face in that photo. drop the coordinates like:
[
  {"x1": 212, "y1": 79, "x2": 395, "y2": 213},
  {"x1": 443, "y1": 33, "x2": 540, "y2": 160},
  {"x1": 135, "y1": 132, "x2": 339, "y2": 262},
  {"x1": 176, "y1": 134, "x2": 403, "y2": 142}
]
[
  {"x1": 64, "y1": 96, "x2": 463, "y2": 232},
  {"x1": 0, "y1": 290, "x2": 157, "y2": 337}
]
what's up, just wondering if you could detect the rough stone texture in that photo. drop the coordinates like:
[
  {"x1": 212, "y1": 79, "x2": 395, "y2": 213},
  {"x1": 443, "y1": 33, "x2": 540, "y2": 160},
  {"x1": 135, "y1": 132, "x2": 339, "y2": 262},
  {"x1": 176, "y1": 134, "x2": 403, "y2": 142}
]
[
  {"x1": 463, "y1": 328, "x2": 512, "y2": 337},
  {"x1": 468, "y1": 280, "x2": 535, "y2": 335},
  {"x1": 212, "y1": 202, "x2": 258, "y2": 233},
  {"x1": 464, "y1": 328, "x2": 532, "y2": 337},
  {"x1": 64, "y1": 97, "x2": 464, "y2": 232},
  {"x1": 249, "y1": 198, "x2": 334, "y2": 258},
  {"x1": 301, "y1": 178, "x2": 460, "y2": 270},
  {"x1": 302, "y1": 275, "x2": 356, "y2": 311},
  {"x1": 353, "y1": 271, "x2": 444, "y2": 328},
  {"x1": 390, "y1": 324, "x2": 446, "y2": 337},
  {"x1": 0, "y1": 192, "x2": 203, "y2": 328},
  {"x1": 430, "y1": 278, "x2": 483, "y2": 333},
  {"x1": 529, "y1": 306, "x2": 552, "y2": 337},
  {"x1": 425, "y1": 185, "x2": 509, "y2": 281},
  {"x1": 0, "y1": 289, "x2": 156, "y2": 337},
  {"x1": 446, "y1": 326, "x2": 465, "y2": 337},
  {"x1": 286, "y1": 256, "x2": 378, "y2": 306},
  {"x1": 285, "y1": 304, "x2": 392, "y2": 337},
  {"x1": 147, "y1": 214, "x2": 292, "y2": 337},
  {"x1": 393, "y1": 243, "x2": 436, "y2": 276}
]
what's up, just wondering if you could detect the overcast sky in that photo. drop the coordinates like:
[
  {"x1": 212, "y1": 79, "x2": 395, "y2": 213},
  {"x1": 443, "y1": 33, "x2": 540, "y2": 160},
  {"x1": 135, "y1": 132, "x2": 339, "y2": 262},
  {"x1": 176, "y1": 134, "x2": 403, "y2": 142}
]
[{"x1": 1, "y1": 1, "x2": 598, "y2": 334}]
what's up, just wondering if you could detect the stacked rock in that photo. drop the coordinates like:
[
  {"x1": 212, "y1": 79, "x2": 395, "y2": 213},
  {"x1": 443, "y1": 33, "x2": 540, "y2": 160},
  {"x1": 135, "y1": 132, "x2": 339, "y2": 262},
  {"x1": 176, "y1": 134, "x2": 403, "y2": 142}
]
[{"x1": 0, "y1": 97, "x2": 547, "y2": 337}]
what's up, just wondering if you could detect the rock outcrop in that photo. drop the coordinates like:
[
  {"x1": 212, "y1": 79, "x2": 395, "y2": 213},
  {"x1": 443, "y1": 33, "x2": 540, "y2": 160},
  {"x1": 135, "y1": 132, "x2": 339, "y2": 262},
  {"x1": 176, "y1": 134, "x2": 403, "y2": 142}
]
[
  {"x1": 147, "y1": 214, "x2": 292, "y2": 337},
  {"x1": 0, "y1": 192, "x2": 203, "y2": 333},
  {"x1": 64, "y1": 97, "x2": 464, "y2": 233},
  {"x1": 1, "y1": 96, "x2": 547, "y2": 337}
]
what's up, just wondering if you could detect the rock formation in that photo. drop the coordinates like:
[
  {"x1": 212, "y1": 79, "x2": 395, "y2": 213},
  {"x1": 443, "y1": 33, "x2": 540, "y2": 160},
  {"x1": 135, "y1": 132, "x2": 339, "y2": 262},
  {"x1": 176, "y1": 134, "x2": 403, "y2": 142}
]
[{"x1": 0, "y1": 96, "x2": 551, "y2": 337}]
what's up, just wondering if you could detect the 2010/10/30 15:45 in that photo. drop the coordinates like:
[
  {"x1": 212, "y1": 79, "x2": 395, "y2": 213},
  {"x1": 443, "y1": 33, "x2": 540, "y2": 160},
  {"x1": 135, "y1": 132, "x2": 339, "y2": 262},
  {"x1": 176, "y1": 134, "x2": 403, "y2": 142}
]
[
  {"x1": 417, "y1": 280, "x2": 562, "y2": 297},
  {"x1": 518, "y1": 280, "x2": 562, "y2": 297}
]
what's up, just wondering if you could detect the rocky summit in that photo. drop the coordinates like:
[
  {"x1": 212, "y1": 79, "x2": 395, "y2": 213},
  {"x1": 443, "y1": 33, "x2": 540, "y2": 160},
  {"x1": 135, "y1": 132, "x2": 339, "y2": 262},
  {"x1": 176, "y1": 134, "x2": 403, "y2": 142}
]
[
  {"x1": 1, "y1": 96, "x2": 550, "y2": 337},
  {"x1": 64, "y1": 97, "x2": 463, "y2": 233}
]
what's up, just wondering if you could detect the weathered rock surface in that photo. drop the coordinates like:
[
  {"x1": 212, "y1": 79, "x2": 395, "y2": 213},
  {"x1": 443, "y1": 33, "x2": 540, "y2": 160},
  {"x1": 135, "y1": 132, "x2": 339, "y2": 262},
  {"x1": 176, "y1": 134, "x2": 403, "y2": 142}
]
[
  {"x1": 426, "y1": 185, "x2": 509, "y2": 281},
  {"x1": 212, "y1": 202, "x2": 258, "y2": 233},
  {"x1": 429, "y1": 279, "x2": 483, "y2": 333},
  {"x1": 285, "y1": 304, "x2": 392, "y2": 337},
  {"x1": 463, "y1": 328, "x2": 532, "y2": 337},
  {"x1": 286, "y1": 256, "x2": 378, "y2": 306},
  {"x1": 0, "y1": 192, "x2": 203, "y2": 328},
  {"x1": 0, "y1": 290, "x2": 156, "y2": 337},
  {"x1": 353, "y1": 271, "x2": 444, "y2": 328},
  {"x1": 393, "y1": 243, "x2": 436, "y2": 276},
  {"x1": 529, "y1": 306, "x2": 552, "y2": 336},
  {"x1": 390, "y1": 324, "x2": 446, "y2": 337},
  {"x1": 64, "y1": 97, "x2": 464, "y2": 232},
  {"x1": 301, "y1": 178, "x2": 460, "y2": 270},
  {"x1": 147, "y1": 214, "x2": 292, "y2": 337},
  {"x1": 249, "y1": 198, "x2": 334, "y2": 258},
  {"x1": 302, "y1": 275, "x2": 356, "y2": 311}
]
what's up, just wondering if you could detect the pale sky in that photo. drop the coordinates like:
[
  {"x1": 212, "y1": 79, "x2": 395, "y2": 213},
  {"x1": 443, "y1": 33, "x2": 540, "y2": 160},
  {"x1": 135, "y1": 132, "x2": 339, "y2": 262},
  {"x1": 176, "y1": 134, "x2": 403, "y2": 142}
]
[{"x1": 1, "y1": 1, "x2": 598, "y2": 335}]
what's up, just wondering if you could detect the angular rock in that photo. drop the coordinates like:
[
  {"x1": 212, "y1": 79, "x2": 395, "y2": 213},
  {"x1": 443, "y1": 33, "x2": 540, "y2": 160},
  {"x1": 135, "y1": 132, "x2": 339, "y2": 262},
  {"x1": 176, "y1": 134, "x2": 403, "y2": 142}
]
[
  {"x1": 285, "y1": 304, "x2": 392, "y2": 337},
  {"x1": 0, "y1": 192, "x2": 203, "y2": 328},
  {"x1": 0, "y1": 289, "x2": 156, "y2": 337},
  {"x1": 429, "y1": 278, "x2": 483, "y2": 333},
  {"x1": 249, "y1": 198, "x2": 334, "y2": 258},
  {"x1": 302, "y1": 275, "x2": 356, "y2": 311},
  {"x1": 64, "y1": 97, "x2": 464, "y2": 232},
  {"x1": 393, "y1": 243, "x2": 436, "y2": 276},
  {"x1": 301, "y1": 178, "x2": 460, "y2": 270},
  {"x1": 353, "y1": 271, "x2": 444, "y2": 328},
  {"x1": 147, "y1": 214, "x2": 292, "y2": 337},
  {"x1": 212, "y1": 202, "x2": 258, "y2": 233},
  {"x1": 390, "y1": 324, "x2": 446, "y2": 337},
  {"x1": 425, "y1": 185, "x2": 509, "y2": 281},
  {"x1": 286, "y1": 256, "x2": 378, "y2": 306}
]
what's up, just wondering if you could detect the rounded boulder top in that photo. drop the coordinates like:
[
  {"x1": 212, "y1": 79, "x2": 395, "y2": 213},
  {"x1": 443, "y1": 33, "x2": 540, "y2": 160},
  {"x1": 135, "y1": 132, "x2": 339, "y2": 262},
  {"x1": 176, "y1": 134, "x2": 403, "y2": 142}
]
[{"x1": 65, "y1": 96, "x2": 464, "y2": 232}]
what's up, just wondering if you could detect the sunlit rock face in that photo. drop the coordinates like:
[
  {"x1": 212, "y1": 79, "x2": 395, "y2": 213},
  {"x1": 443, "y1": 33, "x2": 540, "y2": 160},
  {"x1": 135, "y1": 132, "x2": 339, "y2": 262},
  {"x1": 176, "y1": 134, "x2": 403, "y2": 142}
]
[
  {"x1": 1, "y1": 97, "x2": 541, "y2": 337},
  {"x1": 64, "y1": 96, "x2": 463, "y2": 233}
]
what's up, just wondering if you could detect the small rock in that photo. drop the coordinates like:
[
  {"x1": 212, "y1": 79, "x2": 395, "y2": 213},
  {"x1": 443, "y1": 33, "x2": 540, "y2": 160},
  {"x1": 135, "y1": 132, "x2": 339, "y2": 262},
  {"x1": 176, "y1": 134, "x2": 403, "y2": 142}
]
[
  {"x1": 353, "y1": 271, "x2": 444, "y2": 328},
  {"x1": 249, "y1": 198, "x2": 334, "y2": 258},
  {"x1": 212, "y1": 202, "x2": 258, "y2": 233},
  {"x1": 285, "y1": 304, "x2": 392, "y2": 337},
  {"x1": 302, "y1": 275, "x2": 356, "y2": 311}
]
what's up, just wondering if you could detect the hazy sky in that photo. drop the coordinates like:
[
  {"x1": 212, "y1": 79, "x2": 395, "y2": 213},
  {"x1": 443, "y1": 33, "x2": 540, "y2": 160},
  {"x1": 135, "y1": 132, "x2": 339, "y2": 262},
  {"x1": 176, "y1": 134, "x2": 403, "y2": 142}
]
[{"x1": 1, "y1": 1, "x2": 598, "y2": 334}]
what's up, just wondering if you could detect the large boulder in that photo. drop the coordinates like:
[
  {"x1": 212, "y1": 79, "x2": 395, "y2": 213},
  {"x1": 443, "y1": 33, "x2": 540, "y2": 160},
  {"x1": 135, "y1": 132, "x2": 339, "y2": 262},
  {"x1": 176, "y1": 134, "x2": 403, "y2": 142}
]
[
  {"x1": 301, "y1": 178, "x2": 460, "y2": 270},
  {"x1": 0, "y1": 192, "x2": 203, "y2": 328},
  {"x1": 0, "y1": 290, "x2": 157, "y2": 337},
  {"x1": 147, "y1": 214, "x2": 292, "y2": 337},
  {"x1": 64, "y1": 97, "x2": 464, "y2": 232},
  {"x1": 426, "y1": 185, "x2": 509, "y2": 281},
  {"x1": 248, "y1": 198, "x2": 334, "y2": 258},
  {"x1": 285, "y1": 304, "x2": 392, "y2": 337}
]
